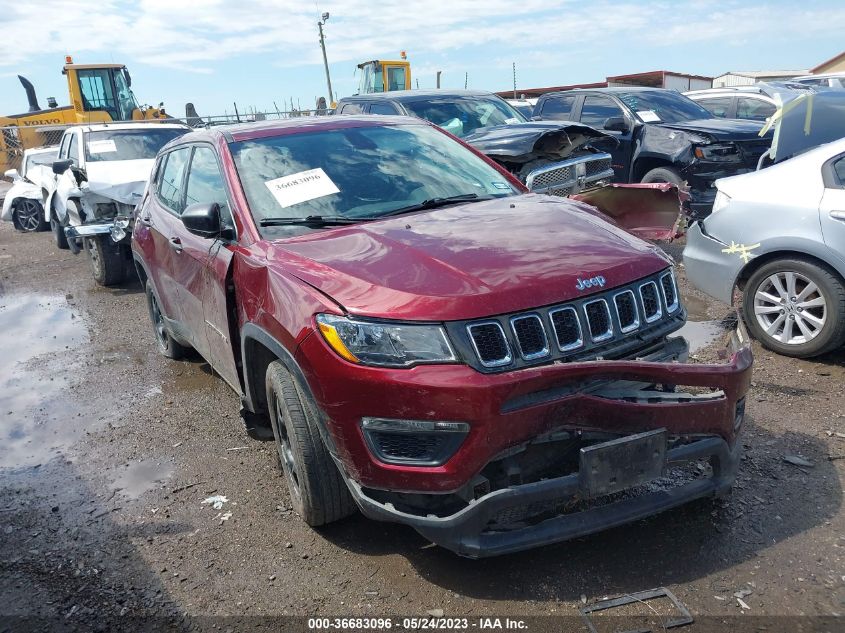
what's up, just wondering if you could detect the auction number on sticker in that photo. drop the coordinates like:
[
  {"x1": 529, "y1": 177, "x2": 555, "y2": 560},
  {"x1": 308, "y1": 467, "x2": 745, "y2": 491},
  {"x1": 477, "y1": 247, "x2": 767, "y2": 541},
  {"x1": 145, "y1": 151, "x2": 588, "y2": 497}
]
[{"x1": 308, "y1": 618, "x2": 393, "y2": 629}]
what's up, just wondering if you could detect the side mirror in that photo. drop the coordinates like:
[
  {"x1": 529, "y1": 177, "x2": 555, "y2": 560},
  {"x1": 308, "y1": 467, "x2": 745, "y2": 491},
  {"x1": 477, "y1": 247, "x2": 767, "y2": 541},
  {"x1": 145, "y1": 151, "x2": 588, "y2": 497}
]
[
  {"x1": 182, "y1": 202, "x2": 222, "y2": 238},
  {"x1": 52, "y1": 159, "x2": 73, "y2": 175},
  {"x1": 604, "y1": 116, "x2": 630, "y2": 133},
  {"x1": 4, "y1": 168, "x2": 19, "y2": 181}
]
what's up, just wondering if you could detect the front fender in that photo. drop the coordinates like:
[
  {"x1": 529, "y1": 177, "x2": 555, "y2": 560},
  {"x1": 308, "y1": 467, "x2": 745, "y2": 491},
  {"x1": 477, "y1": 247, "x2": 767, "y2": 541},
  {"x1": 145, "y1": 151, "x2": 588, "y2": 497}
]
[{"x1": 51, "y1": 170, "x2": 83, "y2": 223}]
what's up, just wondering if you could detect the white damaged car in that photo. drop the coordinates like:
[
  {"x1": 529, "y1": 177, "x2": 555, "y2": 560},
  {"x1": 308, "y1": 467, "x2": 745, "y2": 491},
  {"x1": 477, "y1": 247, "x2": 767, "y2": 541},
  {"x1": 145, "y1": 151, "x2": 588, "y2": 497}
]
[
  {"x1": 49, "y1": 122, "x2": 189, "y2": 284},
  {"x1": 2, "y1": 146, "x2": 59, "y2": 232}
]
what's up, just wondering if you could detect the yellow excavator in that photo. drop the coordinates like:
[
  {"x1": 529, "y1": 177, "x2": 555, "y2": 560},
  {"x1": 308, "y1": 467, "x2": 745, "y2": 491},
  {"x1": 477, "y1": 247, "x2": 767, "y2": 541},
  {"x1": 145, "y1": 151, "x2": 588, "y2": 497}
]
[
  {"x1": 356, "y1": 53, "x2": 412, "y2": 95},
  {"x1": 1, "y1": 57, "x2": 169, "y2": 171}
]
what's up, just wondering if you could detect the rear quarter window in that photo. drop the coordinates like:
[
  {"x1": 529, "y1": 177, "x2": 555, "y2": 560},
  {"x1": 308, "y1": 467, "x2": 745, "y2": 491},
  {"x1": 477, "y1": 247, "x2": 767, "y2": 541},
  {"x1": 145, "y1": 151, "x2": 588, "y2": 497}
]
[
  {"x1": 339, "y1": 103, "x2": 364, "y2": 114},
  {"x1": 539, "y1": 95, "x2": 576, "y2": 119}
]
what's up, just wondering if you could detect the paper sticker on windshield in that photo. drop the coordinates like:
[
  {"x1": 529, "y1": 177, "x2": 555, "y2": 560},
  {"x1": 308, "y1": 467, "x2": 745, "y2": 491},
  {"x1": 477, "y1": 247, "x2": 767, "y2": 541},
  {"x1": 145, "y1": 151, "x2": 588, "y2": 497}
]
[
  {"x1": 264, "y1": 168, "x2": 340, "y2": 208},
  {"x1": 87, "y1": 139, "x2": 117, "y2": 154},
  {"x1": 492, "y1": 182, "x2": 511, "y2": 190},
  {"x1": 504, "y1": 117, "x2": 521, "y2": 125},
  {"x1": 637, "y1": 110, "x2": 661, "y2": 123}
]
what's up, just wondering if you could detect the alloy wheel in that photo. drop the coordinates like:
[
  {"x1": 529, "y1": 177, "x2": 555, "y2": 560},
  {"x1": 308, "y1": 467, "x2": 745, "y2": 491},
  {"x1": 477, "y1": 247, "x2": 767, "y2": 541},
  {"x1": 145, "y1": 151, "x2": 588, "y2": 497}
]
[
  {"x1": 149, "y1": 292, "x2": 168, "y2": 351},
  {"x1": 753, "y1": 271, "x2": 827, "y2": 345},
  {"x1": 16, "y1": 200, "x2": 41, "y2": 232},
  {"x1": 273, "y1": 397, "x2": 302, "y2": 502}
]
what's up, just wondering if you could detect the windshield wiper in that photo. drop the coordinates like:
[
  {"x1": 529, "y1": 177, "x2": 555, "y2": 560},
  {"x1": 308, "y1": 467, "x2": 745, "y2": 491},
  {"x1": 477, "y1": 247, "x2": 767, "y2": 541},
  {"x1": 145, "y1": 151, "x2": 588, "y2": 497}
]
[
  {"x1": 379, "y1": 193, "x2": 490, "y2": 217},
  {"x1": 259, "y1": 215, "x2": 369, "y2": 227}
]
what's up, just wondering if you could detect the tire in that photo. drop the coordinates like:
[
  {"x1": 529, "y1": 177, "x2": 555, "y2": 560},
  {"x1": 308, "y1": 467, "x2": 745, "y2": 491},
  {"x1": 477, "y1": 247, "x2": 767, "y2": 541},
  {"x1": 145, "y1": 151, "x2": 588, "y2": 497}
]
[
  {"x1": 144, "y1": 280, "x2": 187, "y2": 359},
  {"x1": 641, "y1": 166, "x2": 685, "y2": 188},
  {"x1": 12, "y1": 199, "x2": 47, "y2": 232},
  {"x1": 85, "y1": 235, "x2": 127, "y2": 286},
  {"x1": 265, "y1": 361, "x2": 355, "y2": 526},
  {"x1": 51, "y1": 212, "x2": 69, "y2": 250},
  {"x1": 742, "y1": 257, "x2": 845, "y2": 358}
]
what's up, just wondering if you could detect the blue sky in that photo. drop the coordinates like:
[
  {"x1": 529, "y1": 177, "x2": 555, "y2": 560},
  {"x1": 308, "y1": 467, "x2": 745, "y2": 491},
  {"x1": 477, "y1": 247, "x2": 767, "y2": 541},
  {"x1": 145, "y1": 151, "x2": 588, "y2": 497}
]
[{"x1": 0, "y1": 0, "x2": 843, "y2": 118}]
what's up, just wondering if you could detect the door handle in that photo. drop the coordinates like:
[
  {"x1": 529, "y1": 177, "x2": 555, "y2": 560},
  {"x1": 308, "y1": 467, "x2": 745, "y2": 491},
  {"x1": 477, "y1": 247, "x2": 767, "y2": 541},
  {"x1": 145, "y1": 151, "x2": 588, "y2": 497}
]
[
  {"x1": 830, "y1": 210, "x2": 845, "y2": 222},
  {"x1": 168, "y1": 236, "x2": 183, "y2": 254}
]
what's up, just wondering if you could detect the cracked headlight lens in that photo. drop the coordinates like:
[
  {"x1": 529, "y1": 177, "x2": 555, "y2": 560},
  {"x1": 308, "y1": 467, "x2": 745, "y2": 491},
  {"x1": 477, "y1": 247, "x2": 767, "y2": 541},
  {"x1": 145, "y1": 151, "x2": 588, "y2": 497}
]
[{"x1": 316, "y1": 314, "x2": 457, "y2": 367}]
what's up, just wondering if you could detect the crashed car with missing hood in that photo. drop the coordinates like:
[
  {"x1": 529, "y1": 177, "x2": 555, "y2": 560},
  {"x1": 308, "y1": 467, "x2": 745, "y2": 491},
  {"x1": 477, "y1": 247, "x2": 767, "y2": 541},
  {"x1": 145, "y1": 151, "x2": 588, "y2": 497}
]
[
  {"x1": 1, "y1": 145, "x2": 58, "y2": 232},
  {"x1": 48, "y1": 122, "x2": 190, "y2": 285},
  {"x1": 335, "y1": 90, "x2": 685, "y2": 239}
]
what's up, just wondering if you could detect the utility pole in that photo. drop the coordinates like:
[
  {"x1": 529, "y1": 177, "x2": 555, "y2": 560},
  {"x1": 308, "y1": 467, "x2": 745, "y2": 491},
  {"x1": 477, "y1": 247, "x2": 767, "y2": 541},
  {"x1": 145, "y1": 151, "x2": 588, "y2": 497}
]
[
  {"x1": 513, "y1": 62, "x2": 517, "y2": 100},
  {"x1": 318, "y1": 13, "x2": 334, "y2": 105}
]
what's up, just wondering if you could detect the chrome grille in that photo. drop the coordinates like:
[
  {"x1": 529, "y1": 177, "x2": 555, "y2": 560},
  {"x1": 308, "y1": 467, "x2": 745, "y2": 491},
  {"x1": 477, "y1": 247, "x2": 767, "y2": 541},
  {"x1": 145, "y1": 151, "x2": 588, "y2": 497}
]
[
  {"x1": 614, "y1": 290, "x2": 640, "y2": 333},
  {"x1": 524, "y1": 152, "x2": 614, "y2": 196},
  {"x1": 584, "y1": 300, "x2": 613, "y2": 342},
  {"x1": 640, "y1": 282, "x2": 662, "y2": 322},
  {"x1": 467, "y1": 322, "x2": 511, "y2": 368},
  {"x1": 510, "y1": 314, "x2": 549, "y2": 360},
  {"x1": 660, "y1": 272, "x2": 679, "y2": 313},
  {"x1": 459, "y1": 269, "x2": 683, "y2": 372},
  {"x1": 550, "y1": 307, "x2": 582, "y2": 351}
]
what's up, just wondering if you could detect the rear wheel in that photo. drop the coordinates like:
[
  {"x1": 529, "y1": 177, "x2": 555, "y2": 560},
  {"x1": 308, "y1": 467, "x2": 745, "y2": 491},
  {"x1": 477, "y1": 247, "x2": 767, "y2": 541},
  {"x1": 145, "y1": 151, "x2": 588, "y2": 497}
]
[
  {"x1": 12, "y1": 199, "x2": 47, "y2": 232},
  {"x1": 85, "y1": 235, "x2": 127, "y2": 286},
  {"x1": 742, "y1": 257, "x2": 845, "y2": 357},
  {"x1": 144, "y1": 280, "x2": 187, "y2": 359},
  {"x1": 265, "y1": 361, "x2": 355, "y2": 526}
]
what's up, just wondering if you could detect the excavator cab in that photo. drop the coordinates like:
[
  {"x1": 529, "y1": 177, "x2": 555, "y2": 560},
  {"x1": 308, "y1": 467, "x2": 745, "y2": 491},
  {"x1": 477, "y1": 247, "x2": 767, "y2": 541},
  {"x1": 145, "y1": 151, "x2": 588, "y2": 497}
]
[{"x1": 356, "y1": 59, "x2": 412, "y2": 94}]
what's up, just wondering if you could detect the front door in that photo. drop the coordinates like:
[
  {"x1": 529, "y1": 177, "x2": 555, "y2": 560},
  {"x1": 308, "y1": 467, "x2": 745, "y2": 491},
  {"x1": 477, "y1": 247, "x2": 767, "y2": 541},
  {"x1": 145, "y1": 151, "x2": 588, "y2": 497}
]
[{"x1": 175, "y1": 145, "x2": 240, "y2": 391}]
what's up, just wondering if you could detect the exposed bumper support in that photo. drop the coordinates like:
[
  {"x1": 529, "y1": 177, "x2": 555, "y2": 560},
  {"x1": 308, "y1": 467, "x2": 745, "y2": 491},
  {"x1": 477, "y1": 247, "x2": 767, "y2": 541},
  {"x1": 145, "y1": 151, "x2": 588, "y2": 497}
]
[{"x1": 344, "y1": 436, "x2": 740, "y2": 558}]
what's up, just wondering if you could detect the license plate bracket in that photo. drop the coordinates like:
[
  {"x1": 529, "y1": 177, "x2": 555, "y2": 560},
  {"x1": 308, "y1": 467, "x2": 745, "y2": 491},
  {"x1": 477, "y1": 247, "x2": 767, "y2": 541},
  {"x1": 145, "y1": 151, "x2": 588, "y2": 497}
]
[{"x1": 579, "y1": 429, "x2": 667, "y2": 497}]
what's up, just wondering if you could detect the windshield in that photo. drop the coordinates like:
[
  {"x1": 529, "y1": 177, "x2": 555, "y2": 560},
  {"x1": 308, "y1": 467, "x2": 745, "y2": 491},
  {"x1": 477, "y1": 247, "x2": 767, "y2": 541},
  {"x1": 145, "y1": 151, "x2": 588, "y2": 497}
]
[
  {"x1": 618, "y1": 91, "x2": 714, "y2": 124},
  {"x1": 401, "y1": 96, "x2": 527, "y2": 137},
  {"x1": 113, "y1": 69, "x2": 141, "y2": 121},
  {"x1": 84, "y1": 128, "x2": 186, "y2": 162},
  {"x1": 230, "y1": 123, "x2": 518, "y2": 233}
]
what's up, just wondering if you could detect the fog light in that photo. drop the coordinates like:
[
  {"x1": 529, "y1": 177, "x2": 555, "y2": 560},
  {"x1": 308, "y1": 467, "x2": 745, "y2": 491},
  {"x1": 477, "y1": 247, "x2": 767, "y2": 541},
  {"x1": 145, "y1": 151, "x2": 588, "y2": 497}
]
[{"x1": 361, "y1": 417, "x2": 469, "y2": 466}]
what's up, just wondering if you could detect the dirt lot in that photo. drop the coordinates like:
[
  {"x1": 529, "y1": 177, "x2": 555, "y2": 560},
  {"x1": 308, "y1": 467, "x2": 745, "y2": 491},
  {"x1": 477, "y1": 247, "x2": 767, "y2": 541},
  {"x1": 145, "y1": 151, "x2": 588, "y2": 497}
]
[{"x1": 1, "y1": 221, "x2": 844, "y2": 632}]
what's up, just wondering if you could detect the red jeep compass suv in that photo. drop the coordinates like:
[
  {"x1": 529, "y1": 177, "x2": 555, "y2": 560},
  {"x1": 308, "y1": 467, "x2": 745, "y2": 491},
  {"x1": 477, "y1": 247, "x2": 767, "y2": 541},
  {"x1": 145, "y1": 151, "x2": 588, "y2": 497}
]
[{"x1": 132, "y1": 116, "x2": 752, "y2": 557}]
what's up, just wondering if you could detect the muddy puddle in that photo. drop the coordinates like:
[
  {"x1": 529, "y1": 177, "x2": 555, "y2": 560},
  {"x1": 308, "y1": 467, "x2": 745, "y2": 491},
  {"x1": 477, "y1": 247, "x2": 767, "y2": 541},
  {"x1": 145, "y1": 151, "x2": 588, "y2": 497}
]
[
  {"x1": 676, "y1": 319, "x2": 727, "y2": 354},
  {"x1": 109, "y1": 459, "x2": 174, "y2": 499},
  {"x1": 0, "y1": 294, "x2": 90, "y2": 468}
]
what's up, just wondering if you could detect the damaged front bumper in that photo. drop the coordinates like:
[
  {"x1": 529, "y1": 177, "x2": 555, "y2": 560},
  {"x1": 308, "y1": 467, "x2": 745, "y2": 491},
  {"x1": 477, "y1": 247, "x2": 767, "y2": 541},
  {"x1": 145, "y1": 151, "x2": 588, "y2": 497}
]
[
  {"x1": 314, "y1": 323, "x2": 752, "y2": 558},
  {"x1": 65, "y1": 216, "x2": 133, "y2": 244}
]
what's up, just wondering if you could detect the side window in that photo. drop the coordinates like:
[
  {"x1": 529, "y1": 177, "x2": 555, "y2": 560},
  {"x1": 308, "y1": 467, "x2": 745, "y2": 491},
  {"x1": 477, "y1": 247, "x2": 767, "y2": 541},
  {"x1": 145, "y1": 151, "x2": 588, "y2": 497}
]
[
  {"x1": 580, "y1": 96, "x2": 625, "y2": 128},
  {"x1": 339, "y1": 103, "x2": 363, "y2": 114},
  {"x1": 386, "y1": 66, "x2": 406, "y2": 92},
  {"x1": 736, "y1": 97, "x2": 776, "y2": 122},
  {"x1": 67, "y1": 134, "x2": 80, "y2": 165},
  {"x1": 540, "y1": 95, "x2": 576, "y2": 119},
  {"x1": 833, "y1": 157, "x2": 845, "y2": 186},
  {"x1": 369, "y1": 102, "x2": 398, "y2": 115},
  {"x1": 184, "y1": 147, "x2": 233, "y2": 228},
  {"x1": 697, "y1": 97, "x2": 733, "y2": 118},
  {"x1": 156, "y1": 147, "x2": 191, "y2": 214}
]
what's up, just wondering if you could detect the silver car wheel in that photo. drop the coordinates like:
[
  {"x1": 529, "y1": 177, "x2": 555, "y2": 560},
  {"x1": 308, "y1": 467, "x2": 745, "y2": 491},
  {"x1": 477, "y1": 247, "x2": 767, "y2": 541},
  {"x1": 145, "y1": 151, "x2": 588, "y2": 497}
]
[{"x1": 754, "y1": 271, "x2": 827, "y2": 345}]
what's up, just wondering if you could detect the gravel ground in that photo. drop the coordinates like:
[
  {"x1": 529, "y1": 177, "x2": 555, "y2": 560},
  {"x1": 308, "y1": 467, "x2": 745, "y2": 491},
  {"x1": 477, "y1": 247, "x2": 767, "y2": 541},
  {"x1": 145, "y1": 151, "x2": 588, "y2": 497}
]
[{"x1": 0, "y1": 222, "x2": 843, "y2": 632}]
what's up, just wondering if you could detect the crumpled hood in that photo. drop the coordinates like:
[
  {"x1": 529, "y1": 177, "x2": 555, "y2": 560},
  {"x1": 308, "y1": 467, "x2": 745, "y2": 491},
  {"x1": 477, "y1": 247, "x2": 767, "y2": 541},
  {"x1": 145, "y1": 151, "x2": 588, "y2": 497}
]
[
  {"x1": 462, "y1": 121, "x2": 617, "y2": 164},
  {"x1": 655, "y1": 118, "x2": 770, "y2": 142},
  {"x1": 266, "y1": 194, "x2": 670, "y2": 321},
  {"x1": 84, "y1": 159, "x2": 155, "y2": 205}
]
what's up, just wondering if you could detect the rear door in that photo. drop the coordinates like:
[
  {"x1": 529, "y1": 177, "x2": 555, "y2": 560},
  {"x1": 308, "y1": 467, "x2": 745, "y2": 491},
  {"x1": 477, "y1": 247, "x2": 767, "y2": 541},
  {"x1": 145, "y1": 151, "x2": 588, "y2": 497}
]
[
  {"x1": 820, "y1": 153, "x2": 845, "y2": 255},
  {"x1": 175, "y1": 144, "x2": 240, "y2": 389},
  {"x1": 576, "y1": 94, "x2": 634, "y2": 181},
  {"x1": 141, "y1": 146, "x2": 192, "y2": 334}
]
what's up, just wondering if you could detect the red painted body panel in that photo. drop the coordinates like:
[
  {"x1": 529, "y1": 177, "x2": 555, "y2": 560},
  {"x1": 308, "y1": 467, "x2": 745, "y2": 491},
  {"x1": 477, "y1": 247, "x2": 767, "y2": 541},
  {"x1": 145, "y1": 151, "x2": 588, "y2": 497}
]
[
  {"x1": 295, "y1": 329, "x2": 751, "y2": 493},
  {"x1": 263, "y1": 194, "x2": 669, "y2": 321}
]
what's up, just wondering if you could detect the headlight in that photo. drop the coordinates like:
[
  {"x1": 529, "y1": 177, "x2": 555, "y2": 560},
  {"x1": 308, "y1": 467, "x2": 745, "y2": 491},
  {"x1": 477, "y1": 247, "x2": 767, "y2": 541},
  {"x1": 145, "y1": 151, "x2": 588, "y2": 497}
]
[
  {"x1": 711, "y1": 190, "x2": 731, "y2": 214},
  {"x1": 316, "y1": 314, "x2": 457, "y2": 367},
  {"x1": 694, "y1": 142, "x2": 741, "y2": 162}
]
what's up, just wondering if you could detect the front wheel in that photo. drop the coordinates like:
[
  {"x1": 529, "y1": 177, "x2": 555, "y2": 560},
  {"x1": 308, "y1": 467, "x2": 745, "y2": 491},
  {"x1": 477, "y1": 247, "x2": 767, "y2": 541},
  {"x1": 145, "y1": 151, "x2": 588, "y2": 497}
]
[
  {"x1": 85, "y1": 235, "x2": 127, "y2": 286},
  {"x1": 265, "y1": 361, "x2": 355, "y2": 526},
  {"x1": 641, "y1": 166, "x2": 685, "y2": 188},
  {"x1": 51, "y1": 212, "x2": 69, "y2": 250},
  {"x1": 12, "y1": 199, "x2": 47, "y2": 232},
  {"x1": 742, "y1": 258, "x2": 845, "y2": 357}
]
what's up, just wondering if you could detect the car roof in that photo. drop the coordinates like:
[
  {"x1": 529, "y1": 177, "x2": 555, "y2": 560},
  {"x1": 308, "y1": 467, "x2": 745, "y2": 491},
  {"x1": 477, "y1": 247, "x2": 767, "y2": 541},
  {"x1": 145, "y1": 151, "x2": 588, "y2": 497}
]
[
  {"x1": 160, "y1": 114, "x2": 427, "y2": 147},
  {"x1": 541, "y1": 87, "x2": 667, "y2": 97},
  {"x1": 68, "y1": 122, "x2": 191, "y2": 133},
  {"x1": 339, "y1": 89, "x2": 497, "y2": 103},
  {"x1": 794, "y1": 72, "x2": 845, "y2": 80},
  {"x1": 24, "y1": 145, "x2": 59, "y2": 155}
]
